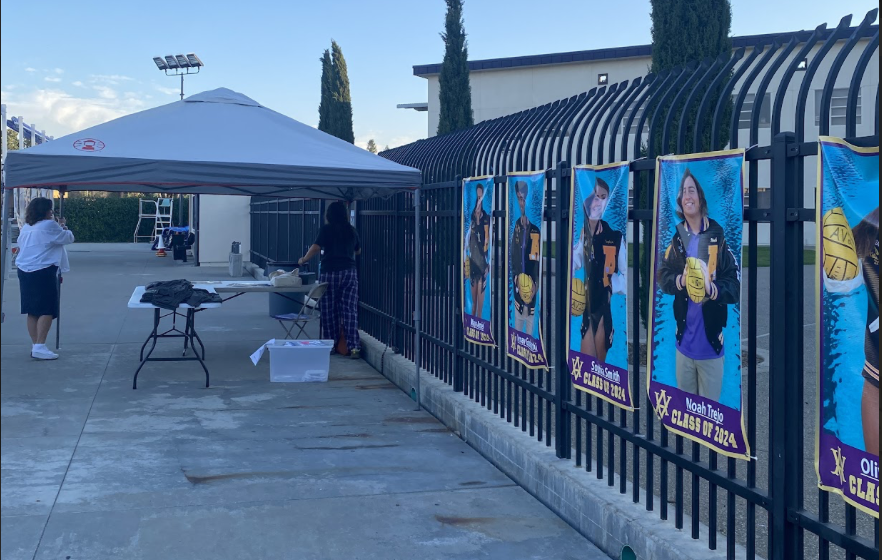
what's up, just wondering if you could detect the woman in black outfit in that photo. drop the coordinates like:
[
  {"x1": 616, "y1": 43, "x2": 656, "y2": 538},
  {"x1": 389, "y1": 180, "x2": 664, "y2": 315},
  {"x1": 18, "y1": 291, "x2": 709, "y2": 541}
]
[{"x1": 299, "y1": 201, "x2": 361, "y2": 358}]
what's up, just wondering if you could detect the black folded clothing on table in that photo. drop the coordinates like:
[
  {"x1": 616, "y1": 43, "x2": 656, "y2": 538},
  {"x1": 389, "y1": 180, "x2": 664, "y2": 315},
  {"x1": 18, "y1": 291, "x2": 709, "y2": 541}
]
[{"x1": 140, "y1": 279, "x2": 222, "y2": 310}]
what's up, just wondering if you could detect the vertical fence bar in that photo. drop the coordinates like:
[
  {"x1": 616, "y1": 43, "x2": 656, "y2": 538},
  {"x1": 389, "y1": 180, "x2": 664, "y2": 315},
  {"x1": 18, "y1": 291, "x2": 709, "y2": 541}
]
[{"x1": 554, "y1": 162, "x2": 571, "y2": 459}]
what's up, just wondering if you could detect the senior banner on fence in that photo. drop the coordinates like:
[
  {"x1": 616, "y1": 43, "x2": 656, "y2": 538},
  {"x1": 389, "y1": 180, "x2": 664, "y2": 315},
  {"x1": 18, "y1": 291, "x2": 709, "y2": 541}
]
[
  {"x1": 816, "y1": 137, "x2": 879, "y2": 517},
  {"x1": 462, "y1": 175, "x2": 496, "y2": 346},
  {"x1": 648, "y1": 150, "x2": 749, "y2": 460},
  {"x1": 506, "y1": 171, "x2": 547, "y2": 369},
  {"x1": 568, "y1": 163, "x2": 633, "y2": 409}
]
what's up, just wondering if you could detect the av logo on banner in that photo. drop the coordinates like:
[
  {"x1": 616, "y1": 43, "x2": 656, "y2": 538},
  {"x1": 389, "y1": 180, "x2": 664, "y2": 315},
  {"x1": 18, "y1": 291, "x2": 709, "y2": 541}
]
[
  {"x1": 506, "y1": 171, "x2": 548, "y2": 369},
  {"x1": 567, "y1": 163, "x2": 633, "y2": 409},
  {"x1": 816, "y1": 137, "x2": 879, "y2": 517},
  {"x1": 647, "y1": 150, "x2": 750, "y2": 460},
  {"x1": 462, "y1": 176, "x2": 496, "y2": 346}
]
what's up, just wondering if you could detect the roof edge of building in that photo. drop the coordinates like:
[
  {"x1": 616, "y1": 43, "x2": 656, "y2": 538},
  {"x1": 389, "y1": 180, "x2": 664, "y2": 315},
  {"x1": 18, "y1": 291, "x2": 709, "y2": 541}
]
[{"x1": 413, "y1": 25, "x2": 878, "y2": 77}]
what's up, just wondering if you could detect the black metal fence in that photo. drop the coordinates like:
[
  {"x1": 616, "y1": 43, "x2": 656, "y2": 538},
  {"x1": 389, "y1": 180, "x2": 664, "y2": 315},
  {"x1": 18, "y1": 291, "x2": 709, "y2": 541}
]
[{"x1": 252, "y1": 12, "x2": 879, "y2": 560}]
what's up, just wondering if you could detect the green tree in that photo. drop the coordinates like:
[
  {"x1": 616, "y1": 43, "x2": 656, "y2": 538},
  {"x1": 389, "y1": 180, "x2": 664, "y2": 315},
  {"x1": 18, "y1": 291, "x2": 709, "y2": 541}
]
[
  {"x1": 7, "y1": 129, "x2": 20, "y2": 151},
  {"x1": 637, "y1": 0, "x2": 733, "y2": 328},
  {"x1": 383, "y1": 145, "x2": 390, "y2": 152},
  {"x1": 318, "y1": 49, "x2": 334, "y2": 133},
  {"x1": 366, "y1": 139, "x2": 378, "y2": 154},
  {"x1": 330, "y1": 40, "x2": 355, "y2": 143},
  {"x1": 437, "y1": 0, "x2": 473, "y2": 136}
]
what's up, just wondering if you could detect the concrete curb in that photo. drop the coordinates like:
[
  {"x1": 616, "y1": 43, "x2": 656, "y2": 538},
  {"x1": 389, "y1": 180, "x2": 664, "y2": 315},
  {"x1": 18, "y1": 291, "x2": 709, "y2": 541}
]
[{"x1": 359, "y1": 331, "x2": 748, "y2": 560}]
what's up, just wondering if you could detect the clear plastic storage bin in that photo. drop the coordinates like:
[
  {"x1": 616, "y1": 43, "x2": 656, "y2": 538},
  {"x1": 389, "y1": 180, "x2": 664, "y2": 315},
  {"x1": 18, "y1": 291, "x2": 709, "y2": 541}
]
[{"x1": 266, "y1": 340, "x2": 333, "y2": 382}]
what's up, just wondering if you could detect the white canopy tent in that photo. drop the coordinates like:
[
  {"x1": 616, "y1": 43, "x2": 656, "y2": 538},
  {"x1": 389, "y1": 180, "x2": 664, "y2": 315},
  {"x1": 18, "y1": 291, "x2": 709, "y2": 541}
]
[{"x1": 1, "y1": 88, "x2": 425, "y2": 407}]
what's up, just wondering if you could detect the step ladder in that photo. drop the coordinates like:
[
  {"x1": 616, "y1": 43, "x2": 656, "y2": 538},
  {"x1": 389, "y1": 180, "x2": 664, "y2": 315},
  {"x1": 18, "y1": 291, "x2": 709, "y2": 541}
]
[{"x1": 134, "y1": 198, "x2": 174, "y2": 243}]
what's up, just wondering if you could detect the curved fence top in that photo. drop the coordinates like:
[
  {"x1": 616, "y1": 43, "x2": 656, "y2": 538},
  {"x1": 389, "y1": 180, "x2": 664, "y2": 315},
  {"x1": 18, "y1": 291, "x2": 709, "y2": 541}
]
[{"x1": 382, "y1": 12, "x2": 879, "y2": 184}]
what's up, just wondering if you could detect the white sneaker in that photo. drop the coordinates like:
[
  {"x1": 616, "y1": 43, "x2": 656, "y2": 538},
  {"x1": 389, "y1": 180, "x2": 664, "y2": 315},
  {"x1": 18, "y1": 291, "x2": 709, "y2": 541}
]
[{"x1": 32, "y1": 347, "x2": 58, "y2": 360}]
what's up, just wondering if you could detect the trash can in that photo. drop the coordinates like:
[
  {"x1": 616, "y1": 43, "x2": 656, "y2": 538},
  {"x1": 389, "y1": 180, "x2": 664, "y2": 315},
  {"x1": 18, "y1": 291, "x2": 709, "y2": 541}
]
[{"x1": 265, "y1": 261, "x2": 316, "y2": 317}]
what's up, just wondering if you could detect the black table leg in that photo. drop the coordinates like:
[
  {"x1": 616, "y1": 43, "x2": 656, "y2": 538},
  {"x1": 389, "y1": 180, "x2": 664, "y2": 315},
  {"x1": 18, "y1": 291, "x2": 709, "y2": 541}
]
[
  {"x1": 134, "y1": 308, "x2": 161, "y2": 389},
  {"x1": 186, "y1": 309, "x2": 210, "y2": 387}
]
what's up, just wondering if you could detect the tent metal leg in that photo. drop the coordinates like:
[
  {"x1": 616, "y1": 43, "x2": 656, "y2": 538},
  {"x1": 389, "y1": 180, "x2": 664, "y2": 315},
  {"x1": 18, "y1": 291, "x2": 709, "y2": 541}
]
[
  {"x1": 0, "y1": 189, "x2": 13, "y2": 323},
  {"x1": 413, "y1": 187, "x2": 421, "y2": 411}
]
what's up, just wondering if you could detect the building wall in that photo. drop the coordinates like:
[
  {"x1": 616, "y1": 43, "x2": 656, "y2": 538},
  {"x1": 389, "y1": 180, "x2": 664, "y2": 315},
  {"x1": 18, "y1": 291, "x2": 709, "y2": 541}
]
[
  {"x1": 198, "y1": 195, "x2": 251, "y2": 265},
  {"x1": 425, "y1": 56, "x2": 651, "y2": 137}
]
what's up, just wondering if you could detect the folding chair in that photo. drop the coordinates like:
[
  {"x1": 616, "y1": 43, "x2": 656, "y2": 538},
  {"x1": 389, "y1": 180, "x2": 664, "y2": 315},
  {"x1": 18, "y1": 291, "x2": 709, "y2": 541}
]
[{"x1": 272, "y1": 282, "x2": 328, "y2": 340}]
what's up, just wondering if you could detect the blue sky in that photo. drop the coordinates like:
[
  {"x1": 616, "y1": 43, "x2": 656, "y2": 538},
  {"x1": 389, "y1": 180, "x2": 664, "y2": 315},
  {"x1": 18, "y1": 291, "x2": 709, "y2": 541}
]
[{"x1": 1, "y1": 0, "x2": 877, "y2": 149}]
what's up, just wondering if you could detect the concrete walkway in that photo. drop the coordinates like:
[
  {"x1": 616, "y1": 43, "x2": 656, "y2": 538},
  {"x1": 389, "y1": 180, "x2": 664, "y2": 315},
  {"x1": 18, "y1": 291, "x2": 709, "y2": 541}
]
[{"x1": 1, "y1": 244, "x2": 608, "y2": 560}]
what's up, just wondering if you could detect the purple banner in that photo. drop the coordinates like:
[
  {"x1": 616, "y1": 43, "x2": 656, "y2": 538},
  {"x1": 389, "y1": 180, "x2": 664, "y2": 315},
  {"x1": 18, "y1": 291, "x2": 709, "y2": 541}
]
[
  {"x1": 508, "y1": 327, "x2": 547, "y2": 368},
  {"x1": 463, "y1": 313, "x2": 494, "y2": 345},
  {"x1": 648, "y1": 384, "x2": 748, "y2": 457},
  {"x1": 569, "y1": 350, "x2": 631, "y2": 408},
  {"x1": 818, "y1": 436, "x2": 879, "y2": 514}
]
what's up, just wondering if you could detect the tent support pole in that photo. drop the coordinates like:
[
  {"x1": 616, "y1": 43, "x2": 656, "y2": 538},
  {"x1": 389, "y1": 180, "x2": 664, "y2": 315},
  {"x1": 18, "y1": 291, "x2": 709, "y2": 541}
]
[
  {"x1": 0, "y1": 189, "x2": 12, "y2": 323},
  {"x1": 413, "y1": 187, "x2": 422, "y2": 411}
]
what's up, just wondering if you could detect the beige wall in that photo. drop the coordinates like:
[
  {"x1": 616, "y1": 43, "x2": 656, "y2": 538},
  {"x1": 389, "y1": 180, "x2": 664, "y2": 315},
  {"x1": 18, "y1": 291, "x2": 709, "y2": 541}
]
[
  {"x1": 425, "y1": 56, "x2": 651, "y2": 136},
  {"x1": 198, "y1": 195, "x2": 251, "y2": 265}
]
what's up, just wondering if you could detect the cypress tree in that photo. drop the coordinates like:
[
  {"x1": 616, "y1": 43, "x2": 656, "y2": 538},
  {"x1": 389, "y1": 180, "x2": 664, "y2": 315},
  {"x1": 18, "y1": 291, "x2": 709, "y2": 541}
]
[
  {"x1": 637, "y1": 0, "x2": 733, "y2": 328},
  {"x1": 649, "y1": 0, "x2": 732, "y2": 154},
  {"x1": 437, "y1": 0, "x2": 473, "y2": 136},
  {"x1": 330, "y1": 40, "x2": 355, "y2": 144},
  {"x1": 366, "y1": 139, "x2": 378, "y2": 154},
  {"x1": 318, "y1": 49, "x2": 333, "y2": 133}
]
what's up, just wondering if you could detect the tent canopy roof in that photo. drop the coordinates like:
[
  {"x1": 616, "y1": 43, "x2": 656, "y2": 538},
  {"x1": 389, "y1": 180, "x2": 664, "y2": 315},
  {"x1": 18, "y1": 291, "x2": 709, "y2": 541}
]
[{"x1": 3, "y1": 88, "x2": 420, "y2": 200}]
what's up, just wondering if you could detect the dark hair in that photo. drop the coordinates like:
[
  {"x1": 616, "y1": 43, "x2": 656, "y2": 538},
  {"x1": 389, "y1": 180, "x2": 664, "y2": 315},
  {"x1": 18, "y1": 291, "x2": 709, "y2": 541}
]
[
  {"x1": 594, "y1": 177, "x2": 610, "y2": 195},
  {"x1": 675, "y1": 168, "x2": 708, "y2": 221},
  {"x1": 853, "y1": 206, "x2": 879, "y2": 259},
  {"x1": 473, "y1": 184, "x2": 484, "y2": 216},
  {"x1": 25, "y1": 197, "x2": 54, "y2": 226},
  {"x1": 325, "y1": 201, "x2": 350, "y2": 225}
]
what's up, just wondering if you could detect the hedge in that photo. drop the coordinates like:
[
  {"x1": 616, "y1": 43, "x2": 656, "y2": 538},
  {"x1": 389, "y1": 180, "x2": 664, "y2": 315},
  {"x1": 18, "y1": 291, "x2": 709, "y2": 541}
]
[{"x1": 62, "y1": 197, "x2": 189, "y2": 243}]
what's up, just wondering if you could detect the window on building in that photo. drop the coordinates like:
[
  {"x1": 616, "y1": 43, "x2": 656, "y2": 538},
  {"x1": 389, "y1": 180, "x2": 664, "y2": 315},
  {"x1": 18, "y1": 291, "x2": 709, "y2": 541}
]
[
  {"x1": 815, "y1": 88, "x2": 861, "y2": 127},
  {"x1": 735, "y1": 92, "x2": 771, "y2": 129}
]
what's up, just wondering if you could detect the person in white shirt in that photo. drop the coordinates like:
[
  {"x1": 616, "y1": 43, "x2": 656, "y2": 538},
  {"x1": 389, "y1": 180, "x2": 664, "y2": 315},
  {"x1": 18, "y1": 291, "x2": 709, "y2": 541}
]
[{"x1": 16, "y1": 197, "x2": 74, "y2": 360}]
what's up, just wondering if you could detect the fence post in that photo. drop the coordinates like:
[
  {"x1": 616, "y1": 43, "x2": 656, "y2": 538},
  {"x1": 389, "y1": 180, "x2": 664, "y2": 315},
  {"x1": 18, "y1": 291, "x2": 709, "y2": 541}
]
[
  {"x1": 554, "y1": 161, "x2": 572, "y2": 459},
  {"x1": 768, "y1": 132, "x2": 803, "y2": 560},
  {"x1": 453, "y1": 176, "x2": 465, "y2": 392}
]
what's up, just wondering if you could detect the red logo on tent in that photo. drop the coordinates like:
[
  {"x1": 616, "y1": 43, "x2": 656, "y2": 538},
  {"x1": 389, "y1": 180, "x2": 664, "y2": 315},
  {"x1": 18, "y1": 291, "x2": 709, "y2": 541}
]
[{"x1": 73, "y1": 138, "x2": 105, "y2": 152}]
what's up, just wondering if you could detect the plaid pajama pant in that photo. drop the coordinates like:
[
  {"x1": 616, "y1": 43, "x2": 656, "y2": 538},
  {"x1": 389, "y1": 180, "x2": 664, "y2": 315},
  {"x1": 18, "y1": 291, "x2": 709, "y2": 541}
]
[{"x1": 320, "y1": 268, "x2": 360, "y2": 352}]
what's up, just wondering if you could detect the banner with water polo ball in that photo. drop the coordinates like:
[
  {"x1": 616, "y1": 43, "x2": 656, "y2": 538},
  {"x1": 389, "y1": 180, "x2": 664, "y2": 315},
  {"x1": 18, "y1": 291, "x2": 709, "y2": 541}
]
[
  {"x1": 648, "y1": 150, "x2": 749, "y2": 460},
  {"x1": 567, "y1": 163, "x2": 633, "y2": 409},
  {"x1": 506, "y1": 171, "x2": 548, "y2": 369},
  {"x1": 816, "y1": 137, "x2": 879, "y2": 517},
  {"x1": 462, "y1": 175, "x2": 496, "y2": 346}
]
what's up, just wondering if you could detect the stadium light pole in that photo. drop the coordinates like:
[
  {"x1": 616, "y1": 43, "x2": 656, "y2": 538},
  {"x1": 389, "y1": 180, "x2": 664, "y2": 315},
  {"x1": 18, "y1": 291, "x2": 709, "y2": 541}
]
[
  {"x1": 152, "y1": 53, "x2": 204, "y2": 100},
  {"x1": 152, "y1": 53, "x2": 204, "y2": 229}
]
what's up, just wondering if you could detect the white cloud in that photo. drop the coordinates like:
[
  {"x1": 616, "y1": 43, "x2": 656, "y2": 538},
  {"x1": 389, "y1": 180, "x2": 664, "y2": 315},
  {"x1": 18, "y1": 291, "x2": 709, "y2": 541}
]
[
  {"x1": 91, "y1": 74, "x2": 134, "y2": 85},
  {"x1": 0, "y1": 86, "x2": 152, "y2": 135},
  {"x1": 53, "y1": 68, "x2": 64, "y2": 74},
  {"x1": 92, "y1": 85, "x2": 118, "y2": 100},
  {"x1": 72, "y1": 81, "x2": 84, "y2": 87},
  {"x1": 25, "y1": 67, "x2": 37, "y2": 73},
  {"x1": 153, "y1": 84, "x2": 180, "y2": 96},
  {"x1": 44, "y1": 76, "x2": 62, "y2": 83}
]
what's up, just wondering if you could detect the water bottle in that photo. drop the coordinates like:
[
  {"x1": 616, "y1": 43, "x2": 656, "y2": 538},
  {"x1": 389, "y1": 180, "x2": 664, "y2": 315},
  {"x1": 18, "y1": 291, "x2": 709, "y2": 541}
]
[{"x1": 231, "y1": 241, "x2": 241, "y2": 254}]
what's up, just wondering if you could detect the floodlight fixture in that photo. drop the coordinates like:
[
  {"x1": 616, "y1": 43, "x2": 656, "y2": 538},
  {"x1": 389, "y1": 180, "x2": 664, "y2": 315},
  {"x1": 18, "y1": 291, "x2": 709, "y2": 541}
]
[
  {"x1": 153, "y1": 52, "x2": 204, "y2": 100},
  {"x1": 598, "y1": 73, "x2": 609, "y2": 85},
  {"x1": 797, "y1": 58, "x2": 808, "y2": 71}
]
